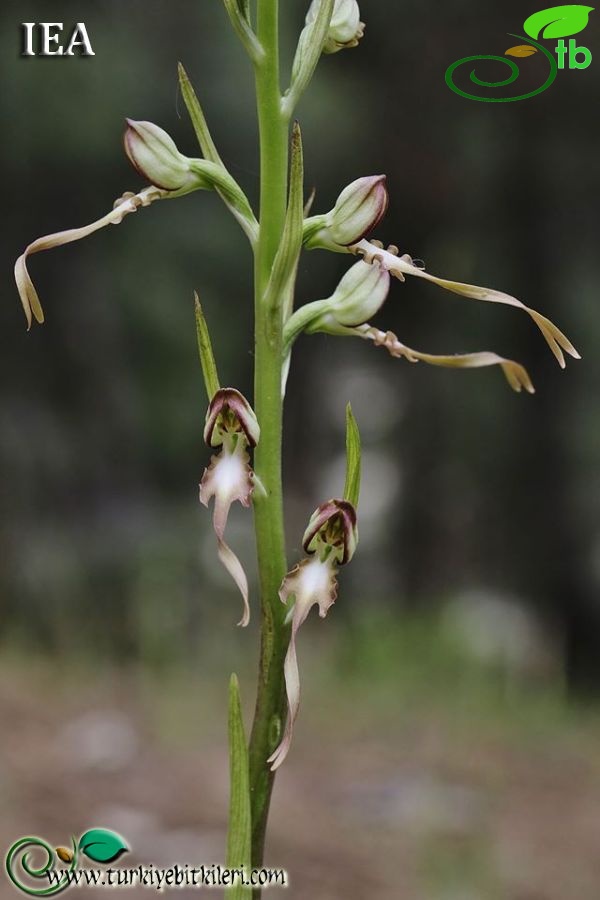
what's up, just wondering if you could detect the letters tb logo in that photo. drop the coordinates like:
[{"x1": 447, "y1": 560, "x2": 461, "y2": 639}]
[{"x1": 555, "y1": 37, "x2": 593, "y2": 66}]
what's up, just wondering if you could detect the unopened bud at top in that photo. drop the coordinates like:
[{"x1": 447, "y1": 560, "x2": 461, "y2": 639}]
[
  {"x1": 306, "y1": 175, "x2": 388, "y2": 250},
  {"x1": 303, "y1": 498, "x2": 358, "y2": 565},
  {"x1": 307, "y1": 0, "x2": 365, "y2": 54},
  {"x1": 203, "y1": 388, "x2": 260, "y2": 449},
  {"x1": 124, "y1": 120, "x2": 198, "y2": 192}
]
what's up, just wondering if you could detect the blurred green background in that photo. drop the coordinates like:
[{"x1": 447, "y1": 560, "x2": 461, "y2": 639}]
[{"x1": 1, "y1": 2, "x2": 599, "y2": 898}]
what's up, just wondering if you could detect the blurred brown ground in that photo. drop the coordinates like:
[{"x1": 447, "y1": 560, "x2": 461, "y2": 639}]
[{"x1": 2, "y1": 650, "x2": 600, "y2": 900}]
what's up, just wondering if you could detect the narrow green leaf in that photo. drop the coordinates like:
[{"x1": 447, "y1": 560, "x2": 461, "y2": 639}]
[
  {"x1": 179, "y1": 65, "x2": 258, "y2": 244},
  {"x1": 195, "y1": 294, "x2": 220, "y2": 402},
  {"x1": 178, "y1": 63, "x2": 223, "y2": 166},
  {"x1": 264, "y1": 122, "x2": 304, "y2": 317},
  {"x1": 344, "y1": 403, "x2": 361, "y2": 508},
  {"x1": 284, "y1": 0, "x2": 335, "y2": 117},
  {"x1": 523, "y1": 5, "x2": 594, "y2": 39},
  {"x1": 226, "y1": 674, "x2": 252, "y2": 900},
  {"x1": 78, "y1": 829, "x2": 128, "y2": 864}
]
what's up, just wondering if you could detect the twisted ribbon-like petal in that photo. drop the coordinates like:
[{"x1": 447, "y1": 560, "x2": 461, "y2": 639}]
[
  {"x1": 352, "y1": 239, "x2": 581, "y2": 369},
  {"x1": 268, "y1": 557, "x2": 338, "y2": 771},
  {"x1": 199, "y1": 438, "x2": 254, "y2": 627},
  {"x1": 357, "y1": 325, "x2": 535, "y2": 393},
  {"x1": 15, "y1": 187, "x2": 166, "y2": 329}
]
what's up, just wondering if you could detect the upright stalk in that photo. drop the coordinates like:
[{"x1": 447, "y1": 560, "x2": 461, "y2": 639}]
[{"x1": 248, "y1": 0, "x2": 290, "y2": 874}]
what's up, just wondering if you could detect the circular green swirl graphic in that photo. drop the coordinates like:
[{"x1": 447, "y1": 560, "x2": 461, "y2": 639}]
[
  {"x1": 445, "y1": 35, "x2": 558, "y2": 101},
  {"x1": 5, "y1": 837, "x2": 78, "y2": 896}
]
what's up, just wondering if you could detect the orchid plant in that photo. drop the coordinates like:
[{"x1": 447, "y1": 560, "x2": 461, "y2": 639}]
[{"x1": 15, "y1": 0, "x2": 580, "y2": 893}]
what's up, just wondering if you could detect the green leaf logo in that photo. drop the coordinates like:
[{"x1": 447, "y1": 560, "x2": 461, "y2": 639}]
[
  {"x1": 78, "y1": 828, "x2": 129, "y2": 864},
  {"x1": 523, "y1": 5, "x2": 594, "y2": 39}
]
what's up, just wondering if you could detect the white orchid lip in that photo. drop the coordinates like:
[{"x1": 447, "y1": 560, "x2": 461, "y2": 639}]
[
  {"x1": 268, "y1": 556, "x2": 339, "y2": 771},
  {"x1": 199, "y1": 438, "x2": 254, "y2": 627},
  {"x1": 203, "y1": 387, "x2": 260, "y2": 448}
]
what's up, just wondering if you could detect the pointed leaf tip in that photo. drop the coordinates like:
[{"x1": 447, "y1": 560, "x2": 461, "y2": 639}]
[
  {"x1": 194, "y1": 293, "x2": 220, "y2": 401},
  {"x1": 344, "y1": 403, "x2": 362, "y2": 509}
]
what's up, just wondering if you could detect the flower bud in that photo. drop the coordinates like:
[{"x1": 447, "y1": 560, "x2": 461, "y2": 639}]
[
  {"x1": 330, "y1": 175, "x2": 388, "y2": 245},
  {"x1": 306, "y1": 259, "x2": 390, "y2": 334},
  {"x1": 303, "y1": 498, "x2": 358, "y2": 565},
  {"x1": 305, "y1": 175, "x2": 388, "y2": 249},
  {"x1": 307, "y1": 0, "x2": 365, "y2": 54},
  {"x1": 124, "y1": 120, "x2": 197, "y2": 192},
  {"x1": 203, "y1": 388, "x2": 260, "y2": 449}
]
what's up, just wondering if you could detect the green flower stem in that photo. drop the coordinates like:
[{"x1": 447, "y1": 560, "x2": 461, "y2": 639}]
[
  {"x1": 248, "y1": 0, "x2": 290, "y2": 877},
  {"x1": 282, "y1": 299, "x2": 329, "y2": 354}
]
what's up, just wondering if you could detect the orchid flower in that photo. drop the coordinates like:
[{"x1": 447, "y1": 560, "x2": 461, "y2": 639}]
[
  {"x1": 284, "y1": 240, "x2": 580, "y2": 392},
  {"x1": 15, "y1": 120, "x2": 257, "y2": 329},
  {"x1": 199, "y1": 388, "x2": 260, "y2": 628},
  {"x1": 268, "y1": 499, "x2": 358, "y2": 771}
]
